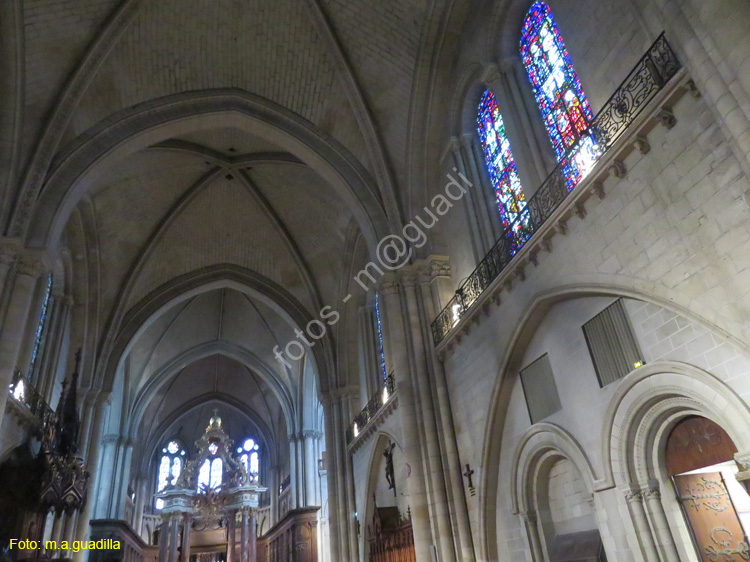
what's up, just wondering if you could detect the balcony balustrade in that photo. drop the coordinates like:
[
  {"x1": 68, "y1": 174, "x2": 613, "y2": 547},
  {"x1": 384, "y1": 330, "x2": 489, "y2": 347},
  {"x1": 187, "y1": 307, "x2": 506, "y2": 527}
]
[{"x1": 431, "y1": 33, "x2": 681, "y2": 346}]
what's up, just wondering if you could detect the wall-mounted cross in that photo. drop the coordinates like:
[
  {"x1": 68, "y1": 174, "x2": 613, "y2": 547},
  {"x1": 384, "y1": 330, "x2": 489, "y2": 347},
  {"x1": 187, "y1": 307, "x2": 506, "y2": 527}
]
[{"x1": 463, "y1": 464, "x2": 476, "y2": 496}]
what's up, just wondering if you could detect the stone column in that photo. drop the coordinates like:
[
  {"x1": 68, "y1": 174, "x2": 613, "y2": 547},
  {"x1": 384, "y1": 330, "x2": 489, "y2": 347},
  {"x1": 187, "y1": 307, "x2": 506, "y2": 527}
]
[
  {"x1": 379, "y1": 275, "x2": 433, "y2": 561},
  {"x1": 302, "y1": 430, "x2": 317, "y2": 506},
  {"x1": 459, "y1": 134, "x2": 503, "y2": 244},
  {"x1": 0, "y1": 243, "x2": 17, "y2": 328},
  {"x1": 420, "y1": 259, "x2": 476, "y2": 561},
  {"x1": 40, "y1": 295, "x2": 71, "y2": 404},
  {"x1": 227, "y1": 509, "x2": 237, "y2": 562},
  {"x1": 357, "y1": 304, "x2": 379, "y2": 401},
  {"x1": 73, "y1": 393, "x2": 110, "y2": 562},
  {"x1": 133, "y1": 476, "x2": 147, "y2": 537},
  {"x1": 158, "y1": 518, "x2": 169, "y2": 562},
  {"x1": 0, "y1": 256, "x2": 41, "y2": 418},
  {"x1": 521, "y1": 511, "x2": 544, "y2": 562},
  {"x1": 401, "y1": 269, "x2": 456, "y2": 562},
  {"x1": 296, "y1": 434, "x2": 305, "y2": 509},
  {"x1": 50, "y1": 513, "x2": 65, "y2": 556},
  {"x1": 181, "y1": 514, "x2": 192, "y2": 562},
  {"x1": 643, "y1": 487, "x2": 680, "y2": 562},
  {"x1": 321, "y1": 393, "x2": 355, "y2": 562},
  {"x1": 270, "y1": 464, "x2": 279, "y2": 525},
  {"x1": 450, "y1": 136, "x2": 488, "y2": 259},
  {"x1": 248, "y1": 512, "x2": 257, "y2": 562},
  {"x1": 624, "y1": 489, "x2": 659, "y2": 562},
  {"x1": 168, "y1": 515, "x2": 180, "y2": 562},
  {"x1": 288, "y1": 437, "x2": 298, "y2": 510},
  {"x1": 240, "y1": 509, "x2": 249, "y2": 562},
  {"x1": 113, "y1": 439, "x2": 134, "y2": 518}
]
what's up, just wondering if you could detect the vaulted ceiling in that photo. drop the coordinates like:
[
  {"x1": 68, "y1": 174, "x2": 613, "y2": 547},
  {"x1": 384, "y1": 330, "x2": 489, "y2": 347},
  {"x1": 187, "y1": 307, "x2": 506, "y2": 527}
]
[{"x1": 8, "y1": 0, "x2": 452, "y2": 432}]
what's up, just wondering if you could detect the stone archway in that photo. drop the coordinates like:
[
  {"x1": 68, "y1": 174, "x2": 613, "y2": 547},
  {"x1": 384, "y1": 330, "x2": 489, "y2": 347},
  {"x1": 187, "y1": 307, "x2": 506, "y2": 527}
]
[{"x1": 602, "y1": 361, "x2": 750, "y2": 562}]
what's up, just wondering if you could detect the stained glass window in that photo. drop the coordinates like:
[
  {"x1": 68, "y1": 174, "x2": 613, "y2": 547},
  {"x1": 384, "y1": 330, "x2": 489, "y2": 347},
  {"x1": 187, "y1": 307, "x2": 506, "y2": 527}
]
[
  {"x1": 477, "y1": 90, "x2": 531, "y2": 250},
  {"x1": 155, "y1": 440, "x2": 185, "y2": 509},
  {"x1": 374, "y1": 293, "x2": 387, "y2": 380},
  {"x1": 520, "y1": 2, "x2": 600, "y2": 187},
  {"x1": 197, "y1": 442, "x2": 223, "y2": 493},
  {"x1": 237, "y1": 438, "x2": 260, "y2": 478},
  {"x1": 210, "y1": 458, "x2": 223, "y2": 489},
  {"x1": 28, "y1": 274, "x2": 53, "y2": 378}
]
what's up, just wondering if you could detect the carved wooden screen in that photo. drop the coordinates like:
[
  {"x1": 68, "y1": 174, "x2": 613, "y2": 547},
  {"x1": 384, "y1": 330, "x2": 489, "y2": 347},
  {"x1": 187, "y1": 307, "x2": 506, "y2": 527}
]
[
  {"x1": 674, "y1": 472, "x2": 750, "y2": 561},
  {"x1": 369, "y1": 508, "x2": 416, "y2": 562}
]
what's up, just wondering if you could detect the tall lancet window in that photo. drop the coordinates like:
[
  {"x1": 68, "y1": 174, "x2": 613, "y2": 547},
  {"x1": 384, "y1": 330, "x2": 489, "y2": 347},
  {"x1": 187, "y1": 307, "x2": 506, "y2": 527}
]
[
  {"x1": 477, "y1": 90, "x2": 531, "y2": 249},
  {"x1": 28, "y1": 274, "x2": 53, "y2": 378},
  {"x1": 375, "y1": 293, "x2": 387, "y2": 380},
  {"x1": 155, "y1": 440, "x2": 185, "y2": 509},
  {"x1": 197, "y1": 442, "x2": 223, "y2": 492},
  {"x1": 236, "y1": 438, "x2": 260, "y2": 477},
  {"x1": 520, "y1": 2, "x2": 599, "y2": 187}
]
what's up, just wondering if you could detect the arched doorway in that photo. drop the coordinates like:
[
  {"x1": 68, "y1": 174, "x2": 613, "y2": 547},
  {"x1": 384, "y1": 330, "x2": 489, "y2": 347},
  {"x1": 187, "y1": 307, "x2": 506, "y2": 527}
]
[{"x1": 667, "y1": 416, "x2": 750, "y2": 561}]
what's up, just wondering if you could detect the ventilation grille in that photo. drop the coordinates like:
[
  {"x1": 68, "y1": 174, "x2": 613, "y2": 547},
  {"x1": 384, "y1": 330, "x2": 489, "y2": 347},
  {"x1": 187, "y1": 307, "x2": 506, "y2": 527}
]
[
  {"x1": 520, "y1": 353, "x2": 561, "y2": 424},
  {"x1": 583, "y1": 299, "x2": 643, "y2": 387}
]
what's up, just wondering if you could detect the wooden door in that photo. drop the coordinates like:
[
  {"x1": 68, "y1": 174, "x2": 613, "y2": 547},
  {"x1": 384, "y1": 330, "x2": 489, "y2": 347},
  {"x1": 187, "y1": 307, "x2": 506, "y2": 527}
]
[{"x1": 674, "y1": 472, "x2": 750, "y2": 561}]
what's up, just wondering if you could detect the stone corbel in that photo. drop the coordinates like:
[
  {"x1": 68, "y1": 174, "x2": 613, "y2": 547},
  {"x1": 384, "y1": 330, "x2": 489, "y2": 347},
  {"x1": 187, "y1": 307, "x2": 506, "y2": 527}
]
[
  {"x1": 658, "y1": 107, "x2": 676, "y2": 129},
  {"x1": 608, "y1": 160, "x2": 626, "y2": 179}
]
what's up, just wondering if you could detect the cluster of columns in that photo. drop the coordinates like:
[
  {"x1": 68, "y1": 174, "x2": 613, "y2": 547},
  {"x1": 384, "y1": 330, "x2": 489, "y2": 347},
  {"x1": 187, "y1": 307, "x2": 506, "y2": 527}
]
[
  {"x1": 157, "y1": 509, "x2": 258, "y2": 562},
  {"x1": 448, "y1": 58, "x2": 556, "y2": 265},
  {"x1": 623, "y1": 485, "x2": 680, "y2": 562},
  {"x1": 0, "y1": 242, "x2": 47, "y2": 418},
  {"x1": 158, "y1": 513, "x2": 193, "y2": 562},
  {"x1": 372, "y1": 260, "x2": 475, "y2": 562},
  {"x1": 288, "y1": 430, "x2": 323, "y2": 509}
]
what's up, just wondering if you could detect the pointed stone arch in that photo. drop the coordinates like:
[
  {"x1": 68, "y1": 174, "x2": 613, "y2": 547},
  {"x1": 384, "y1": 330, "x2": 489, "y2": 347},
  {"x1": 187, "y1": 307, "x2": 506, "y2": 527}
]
[{"x1": 18, "y1": 89, "x2": 392, "y2": 252}]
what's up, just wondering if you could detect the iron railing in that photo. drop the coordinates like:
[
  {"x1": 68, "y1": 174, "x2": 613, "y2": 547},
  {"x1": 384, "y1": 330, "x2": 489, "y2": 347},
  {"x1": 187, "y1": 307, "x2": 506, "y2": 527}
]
[
  {"x1": 431, "y1": 33, "x2": 680, "y2": 345},
  {"x1": 8, "y1": 369, "x2": 54, "y2": 424},
  {"x1": 347, "y1": 373, "x2": 396, "y2": 443}
]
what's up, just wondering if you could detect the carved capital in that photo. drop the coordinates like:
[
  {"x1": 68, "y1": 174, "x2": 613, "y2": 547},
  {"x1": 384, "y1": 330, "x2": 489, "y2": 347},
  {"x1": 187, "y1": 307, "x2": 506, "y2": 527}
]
[
  {"x1": 377, "y1": 274, "x2": 400, "y2": 296},
  {"x1": 16, "y1": 257, "x2": 44, "y2": 277},
  {"x1": 301, "y1": 429, "x2": 318, "y2": 440},
  {"x1": 483, "y1": 63, "x2": 502, "y2": 86},
  {"x1": 0, "y1": 243, "x2": 17, "y2": 266},
  {"x1": 398, "y1": 266, "x2": 419, "y2": 289},
  {"x1": 624, "y1": 489, "x2": 643, "y2": 503},
  {"x1": 427, "y1": 255, "x2": 451, "y2": 280}
]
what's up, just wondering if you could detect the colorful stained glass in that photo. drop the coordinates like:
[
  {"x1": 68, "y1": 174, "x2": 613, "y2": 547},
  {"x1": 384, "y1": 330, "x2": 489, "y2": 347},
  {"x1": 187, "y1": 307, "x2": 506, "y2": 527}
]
[
  {"x1": 374, "y1": 293, "x2": 387, "y2": 380},
  {"x1": 28, "y1": 274, "x2": 52, "y2": 378},
  {"x1": 166, "y1": 440, "x2": 180, "y2": 454},
  {"x1": 477, "y1": 90, "x2": 531, "y2": 250},
  {"x1": 521, "y1": 2, "x2": 600, "y2": 187},
  {"x1": 208, "y1": 442, "x2": 218, "y2": 455}
]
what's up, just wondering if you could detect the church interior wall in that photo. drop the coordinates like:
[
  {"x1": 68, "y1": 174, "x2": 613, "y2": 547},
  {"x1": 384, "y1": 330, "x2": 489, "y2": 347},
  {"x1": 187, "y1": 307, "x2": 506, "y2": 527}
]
[{"x1": 1, "y1": 1, "x2": 750, "y2": 561}]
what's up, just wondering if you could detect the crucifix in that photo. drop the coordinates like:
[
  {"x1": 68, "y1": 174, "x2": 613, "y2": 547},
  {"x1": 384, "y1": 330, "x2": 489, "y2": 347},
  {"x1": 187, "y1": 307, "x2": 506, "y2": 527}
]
[
  {"x1": 384, "y1": 441, "x2": 396, "y2": 496},
  {"x1": 463, "y1": 464, "x2": 476, "y2": 496}
]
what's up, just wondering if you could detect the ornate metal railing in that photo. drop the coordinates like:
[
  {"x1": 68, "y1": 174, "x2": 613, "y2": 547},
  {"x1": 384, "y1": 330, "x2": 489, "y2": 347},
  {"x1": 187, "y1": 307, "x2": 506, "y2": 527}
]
[
  {"x1": 431, "y1": 33, "x2": 680, "y2": 345},
  {"x1": 347, "y1": 373, "x2": 396, "y2": 443},
  {"x1": 8, "y1": 368, "x2": 54, "y2": 424}
]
